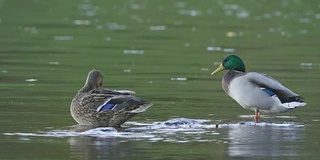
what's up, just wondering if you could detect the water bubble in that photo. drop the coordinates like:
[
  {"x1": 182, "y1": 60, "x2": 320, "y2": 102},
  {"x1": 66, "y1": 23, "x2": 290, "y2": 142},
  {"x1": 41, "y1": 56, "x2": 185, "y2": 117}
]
[
  {"x1": 236, "y1": 10, "x2": 250, "y2": 18},
  {"x1": 223, "y1": 4, "x2": 240, "y2": 10},
  {"x1": 173, "y1": 21, "x2": 183, "y2": 26},
  {"x1": 96, "y1": 25, "x2": 103, "y2": 30},
  {"x1": 149, "y1": 25, "x2": 166, "y2": 31},
  {"x1": 53, "y1": 36, "x2": 73, "y2": 41},
  {"x1": 123, "y1": 50, "x2": 144, "y2": 55},
  {"x1": 19, "y1": 137, "x2": 31, "y2": 141},
  {"x1": 298, "y1": 18, "x2": 310, "y2": 23},
  {"x1": 178, "y1": 9, "x2": 201, "y2": 17},
  {"x1": 256, "y1": 34, "x2": 262, "y2": 38},
  {"x1": 273, "y1": 11, "x2": 282, "y2": 17},
  {"x1": 130, "y1": 15, "x2": 144, "y2": 23},
  {"x1": 130, "y1": 4, "x2": 144, "y2": 10},
  {"x1": 107, "y1": 22, "x2": 127, "y2": 30},
  {"x1": 175, "y1": 2, "x2": 186, "y2": 8},
  {"x1": 207, "y1": 46, "x2": 222, "y2": 51},
  {"x1": 223, "y1": 48, "x2": 235, "y2": 53},
  {"x1": 226, "y1": 31, "x2": 237, "y2": 37},
  {"x1": 268, "y1": 28, "x2": 276, "y2": 32},
  {"x1": 300, "y1": 62, "x2": 313, "y2": 69},
  {"x1": 183, "y1": 43, "x2": 190, "y2": 47},
  {"x1": 49, "y1": 62, "x2": 59, "y2": 65},
  {"x1": 263, "y1": 13, "x2": 272, "y2": 19},
  {"x1": 225, "y1": 10, "x2": 233, "y2": 16},
  {"x1": 105, "y1": 36, "x2": 112, "y2": 41},
  {"x1": 171, "y1": 77, "x2": 187, "y2": 81},
  {"x1": 299, "y1": 30, "x2": 308, "y2": 34},
  {"x1": 300, "y1": 63, "x2": 312, "y2": 67},
  {"x1": 254, "y1": 16, "x2": 262, "y2": 21},
  {"x1": 74, "y1": 20, "x2": 91, "y2": 25},
  {"x1": 25, "y1": 79, "x2": 38, "y2": 82},
  {"x1": 23, "y1": 26, "x2": 38, "y2": 34}
]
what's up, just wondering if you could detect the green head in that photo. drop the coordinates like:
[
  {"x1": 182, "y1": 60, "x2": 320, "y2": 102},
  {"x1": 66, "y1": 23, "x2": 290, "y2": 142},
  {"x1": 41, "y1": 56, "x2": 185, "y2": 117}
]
[{"x1": 211, "y1": 55, "x2": 246, "y2": 75}]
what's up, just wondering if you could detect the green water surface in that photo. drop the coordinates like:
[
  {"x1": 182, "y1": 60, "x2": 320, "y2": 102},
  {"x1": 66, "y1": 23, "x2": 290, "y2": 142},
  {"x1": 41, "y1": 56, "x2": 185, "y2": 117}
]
[{"x1": 0, "y1": 0, "x2": 319, "y2": 159}]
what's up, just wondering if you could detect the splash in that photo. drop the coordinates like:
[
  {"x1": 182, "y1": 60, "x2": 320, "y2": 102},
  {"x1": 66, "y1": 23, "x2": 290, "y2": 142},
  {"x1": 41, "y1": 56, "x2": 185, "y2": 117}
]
[
  {"x1": 217, "y1": 121, "x2": 305, "y2": 128},
  {"x1": 3, "y1": 118, "x2": 304, "y2": 143}
]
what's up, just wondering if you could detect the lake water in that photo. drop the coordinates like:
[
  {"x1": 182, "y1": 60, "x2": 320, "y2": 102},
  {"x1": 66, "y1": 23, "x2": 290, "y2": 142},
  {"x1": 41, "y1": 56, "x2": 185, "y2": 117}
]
[{"x1": 0, "y1": 0, "x2": 319, "y2": 159}]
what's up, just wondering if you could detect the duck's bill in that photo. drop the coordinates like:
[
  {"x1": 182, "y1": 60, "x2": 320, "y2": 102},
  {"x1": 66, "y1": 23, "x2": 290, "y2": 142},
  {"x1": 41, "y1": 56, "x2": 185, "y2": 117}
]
[{"x1": 211, "y1": 63, "x2": 225, "y2": 75}]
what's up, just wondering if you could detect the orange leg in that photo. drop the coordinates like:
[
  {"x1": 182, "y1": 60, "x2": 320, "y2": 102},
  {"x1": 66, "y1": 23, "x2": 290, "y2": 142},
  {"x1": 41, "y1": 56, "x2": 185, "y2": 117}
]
[{"x1": 255, "y1": 109, "x2": 261, "y2": 123}]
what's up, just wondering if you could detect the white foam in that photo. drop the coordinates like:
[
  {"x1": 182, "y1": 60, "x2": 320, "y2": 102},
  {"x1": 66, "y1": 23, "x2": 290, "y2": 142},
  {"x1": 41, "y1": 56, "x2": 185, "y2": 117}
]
[
  {"x1": 53, "y1": 36, "x2": 73, "y2": 41},
  {"x1": 171, "y1": 77, "x2": 187, "y2": 81},
  {"x1": 49, "y1": 62, "x2": 59, "y2": 65},
  {"x1": 3, "y1": 127, "x2": 153, "y2": 139},
  {"x1": 149, "y1": 25, "x2": 166, "y2": 31},
  {"x1": 217, "y1": 121, "x2": 305, "y2": 128},
  {"x1": 25, "y1": 79, "x2": 38, "y2": 82},
  {"x1": 74, "y1": 20, "x2": 91, "y2": 25},
  {"x1": 178, "y1": 9, "x2": 202, "y2": 17},
  {"x1": 123, "y1": 50, "x2": 144, "y2": 55},
  {"x1": 3, "y1": 118, "x2": 304, "y2": 143}
]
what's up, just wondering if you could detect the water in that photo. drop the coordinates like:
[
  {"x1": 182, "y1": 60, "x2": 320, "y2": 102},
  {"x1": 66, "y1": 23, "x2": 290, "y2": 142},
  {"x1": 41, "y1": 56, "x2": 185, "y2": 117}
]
[
  {"x1": 2, "y1": 119, "x2": 306, "y2": 159},
  {"x1": 1, "y1": 0, "x2": 320, "y2": 159}
]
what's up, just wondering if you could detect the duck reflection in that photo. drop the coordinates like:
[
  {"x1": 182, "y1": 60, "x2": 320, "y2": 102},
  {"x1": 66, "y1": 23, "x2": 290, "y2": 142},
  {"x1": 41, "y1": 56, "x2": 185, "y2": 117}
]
[
  {"x1": 68, "y1": 125, "x2": 135, "y2": 160},
  {"x1": 69, "y1": 135, "x2": 134, "y2": 160},
  {"x1": 226, "y1": 124, "x2": 304, "y2": 158}
]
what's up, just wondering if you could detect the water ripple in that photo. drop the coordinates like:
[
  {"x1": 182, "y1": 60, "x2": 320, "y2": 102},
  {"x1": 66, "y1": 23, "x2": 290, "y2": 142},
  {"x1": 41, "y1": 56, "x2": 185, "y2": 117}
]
[{"x1": 3, "y1": 118, "x2": 304, "y2": 143}]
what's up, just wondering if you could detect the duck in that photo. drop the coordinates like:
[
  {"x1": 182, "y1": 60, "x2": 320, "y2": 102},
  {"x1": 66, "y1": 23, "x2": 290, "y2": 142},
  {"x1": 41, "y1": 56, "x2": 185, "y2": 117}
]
[
  {"x1": 211, "y1": 55, "x2": 306, "y2": 122},
  {"x1": 70, "y1": 69, "x2": 153, "y2": 127}
]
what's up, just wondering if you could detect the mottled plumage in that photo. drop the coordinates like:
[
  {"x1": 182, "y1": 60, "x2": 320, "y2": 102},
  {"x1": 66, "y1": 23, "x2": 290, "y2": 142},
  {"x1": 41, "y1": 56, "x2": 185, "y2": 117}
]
[
  {"x1": 212, "y1": 55, "x2": 306, "y2": 122},
  {"x1": 70, "y1": 69, "x2": 152, "y2": 127}
]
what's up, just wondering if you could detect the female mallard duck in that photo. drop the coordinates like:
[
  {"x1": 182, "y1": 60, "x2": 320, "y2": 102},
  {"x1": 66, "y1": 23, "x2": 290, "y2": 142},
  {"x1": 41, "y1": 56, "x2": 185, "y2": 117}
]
[
  {"x1": 211, "y1": 55, "x2": 306, "y2": 122},
  {"x1": 70, "y1": 69, "x2": 153, "y2": 127}
]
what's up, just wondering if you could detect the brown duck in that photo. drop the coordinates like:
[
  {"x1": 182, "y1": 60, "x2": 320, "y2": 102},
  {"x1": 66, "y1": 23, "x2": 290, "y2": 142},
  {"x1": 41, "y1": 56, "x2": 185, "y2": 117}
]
[{"x1": 70, "y1": 69, "x2": 153, "y2": 127}]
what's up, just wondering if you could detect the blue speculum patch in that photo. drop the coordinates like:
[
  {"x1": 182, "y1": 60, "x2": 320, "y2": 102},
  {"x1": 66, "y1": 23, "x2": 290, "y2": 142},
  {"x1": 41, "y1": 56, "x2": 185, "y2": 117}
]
[
  {"x1": 262, "y1": 88, "x2": 275, "y2": 96},
  {"x1": 98, "y1": 103, "x2": 116, "y2": 112}
]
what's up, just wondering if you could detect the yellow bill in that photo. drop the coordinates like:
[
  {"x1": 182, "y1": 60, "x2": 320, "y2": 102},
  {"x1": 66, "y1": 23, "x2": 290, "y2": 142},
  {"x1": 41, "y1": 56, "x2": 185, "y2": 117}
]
[{"x1": 211, "y1": 63, "x2": 225, "y2": 75}]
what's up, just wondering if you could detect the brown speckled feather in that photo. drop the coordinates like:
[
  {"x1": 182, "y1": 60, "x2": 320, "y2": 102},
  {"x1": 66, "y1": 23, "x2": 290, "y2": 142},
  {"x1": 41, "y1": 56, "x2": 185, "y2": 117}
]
[{"x1": 70, "y1": 69, "x2": 152, "y2": 127}]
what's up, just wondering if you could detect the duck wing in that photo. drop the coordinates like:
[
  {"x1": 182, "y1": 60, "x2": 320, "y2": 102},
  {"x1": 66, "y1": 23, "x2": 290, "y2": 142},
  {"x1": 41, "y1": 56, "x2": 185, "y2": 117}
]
[
  {"x1": 90, "y1": 88, "x2": 135, "y2": 95},
  {"x1": 79, "y1": 88, "x2": 150, "y2": 113},
  {"x1": 245, "y1": 72, "x2": 299, "y2": 98}
]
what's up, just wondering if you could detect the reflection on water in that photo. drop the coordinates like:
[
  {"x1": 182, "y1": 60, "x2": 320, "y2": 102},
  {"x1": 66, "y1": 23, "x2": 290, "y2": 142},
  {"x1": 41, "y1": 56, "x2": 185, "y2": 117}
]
[
  {"x1": 67, "y1": 121, "x2": 305, "y2": 159},
  {"x1": 69, "y1": 136, "x2": 135, "y2": 160},
  {"x1": 3, "y1": 118, "x2": 307, "y2": 159},
  {"x1": 226, "y1": 124, "x2": 304, "y2": 158}
]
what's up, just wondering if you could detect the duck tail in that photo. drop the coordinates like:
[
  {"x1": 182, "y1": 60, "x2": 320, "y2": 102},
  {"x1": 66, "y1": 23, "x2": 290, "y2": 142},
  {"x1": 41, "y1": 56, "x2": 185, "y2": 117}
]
[
  {"x1": 280, "y1": 96, "x2": 306, "y2": 109},
  {"x1": 130, "y1": 103, "x2": 153, "y2": 113}
]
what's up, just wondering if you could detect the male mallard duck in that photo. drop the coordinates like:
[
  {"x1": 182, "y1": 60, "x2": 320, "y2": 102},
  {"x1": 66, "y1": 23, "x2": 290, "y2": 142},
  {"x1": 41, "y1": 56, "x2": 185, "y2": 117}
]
[
  {"x1": 211, "y1": 55, "x2": 306, "y2": 122},
  {"x1": 70, "y1": 69, "x2": 153, "y2": 127}
]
